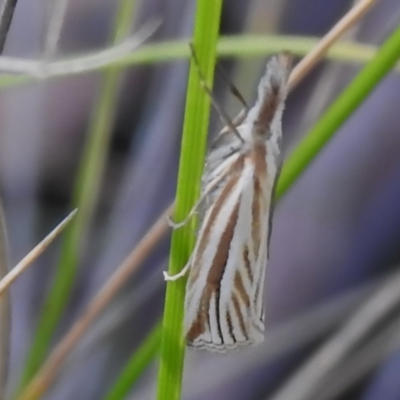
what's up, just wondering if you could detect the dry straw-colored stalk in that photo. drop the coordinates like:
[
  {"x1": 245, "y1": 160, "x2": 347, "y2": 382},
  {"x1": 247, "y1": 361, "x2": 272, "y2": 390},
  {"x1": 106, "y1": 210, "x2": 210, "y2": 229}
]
[
  {"x1": 288, "y1": 0, "x2": 376, "y2": 89},
  {"x1": 0, "y1": 210, "x2": 77, "y2": 297},
  {"x1": 0, "y1": 19, "x2": 159, "y2": 78}
]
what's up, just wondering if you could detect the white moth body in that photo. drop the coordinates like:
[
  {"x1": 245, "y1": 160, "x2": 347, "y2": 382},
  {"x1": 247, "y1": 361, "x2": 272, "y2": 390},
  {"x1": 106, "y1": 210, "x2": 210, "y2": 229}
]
[{"x1": 167, "y1": 53, "x2": 292, "y2": 352}]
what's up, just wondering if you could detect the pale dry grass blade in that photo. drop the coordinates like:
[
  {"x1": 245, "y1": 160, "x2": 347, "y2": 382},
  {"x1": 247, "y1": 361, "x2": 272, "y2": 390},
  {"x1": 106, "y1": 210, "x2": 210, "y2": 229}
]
[
  {"x1": 0, "y1": 201, "x2": 10, "y2": 395},
  {"x1": 43, "y1": 0, "x2": 69, "y2": 58},
  {"x1": 0, "y1": 210, "x2": 77, "y2": 297},
  {"x1": 0, "y1": 0, "x2": 18, "y2": 53},
  {"x1": 315, "y1": 315, "x2": 400, "y2": 400},
  {"x1": 0, "y1": 19, "x2": 160, "y2": 78},
  {"x1": 17, "y1": 205, "x2": 172, "y2": 400},
  {"x1": 288, "y1": 0, "x2": 376, "y2": 89},
  {"x1": 0, "y1": 0, "x2": 19, "y2": 392},
  {"x1": 269, "y1": 267, "x2": 400, "y2": 400}
]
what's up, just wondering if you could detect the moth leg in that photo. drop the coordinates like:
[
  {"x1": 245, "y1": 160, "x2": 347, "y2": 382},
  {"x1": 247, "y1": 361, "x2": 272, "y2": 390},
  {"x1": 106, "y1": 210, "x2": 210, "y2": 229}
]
[
  {"x1": 163, "y1": 260, "x2": 191, "y2": 281},
  {"x1": 167, "y1": 196, "x2": 204, "y2": 228},
  {"x1": 167, "y1": 207, "x2": 198, "y2": 229},
  {"x1": 167, "y1": 180, "x2": 213, "y2": 229},
  {"x1": 168, "y1": 161, "x2": 233, "y2": 230},
  {"x1": 167, "y1": 215, "x2": 197, "y2": 229}
]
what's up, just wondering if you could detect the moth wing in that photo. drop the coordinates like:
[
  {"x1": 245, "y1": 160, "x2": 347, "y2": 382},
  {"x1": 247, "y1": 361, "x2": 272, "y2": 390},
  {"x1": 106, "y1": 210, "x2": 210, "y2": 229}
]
[{"x1": 184, "y1": 157, "x2": 272, "y2": 352}]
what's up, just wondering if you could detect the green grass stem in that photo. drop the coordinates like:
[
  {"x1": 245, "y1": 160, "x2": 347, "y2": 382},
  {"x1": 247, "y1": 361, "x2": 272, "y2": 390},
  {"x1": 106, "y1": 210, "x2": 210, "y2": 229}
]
[
  {"x1": 155, "y1": 0, "x2": 222, "y2": 399},
  {"x1": 1, "y1": 36, "x2": 399, "y2": 89}
]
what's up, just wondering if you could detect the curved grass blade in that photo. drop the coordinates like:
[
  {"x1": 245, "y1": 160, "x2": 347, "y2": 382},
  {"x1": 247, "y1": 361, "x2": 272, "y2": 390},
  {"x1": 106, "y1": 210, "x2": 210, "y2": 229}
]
[
  {"x1": 0, "y1": 210, "x2": 76, "y2": 297},
  {"x1": 1, "y1": 36, "x2": 399, "y2": 89},
  {"x1": 277, "y1": 23, "x2": 400, "y2": 198}
]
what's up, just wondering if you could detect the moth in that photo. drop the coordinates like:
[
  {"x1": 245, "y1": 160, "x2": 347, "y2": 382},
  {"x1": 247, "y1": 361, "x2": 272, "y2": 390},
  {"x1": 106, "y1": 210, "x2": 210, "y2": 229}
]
[{"x1": 164, "y1": 51, "x2": 292, "y2": 352}]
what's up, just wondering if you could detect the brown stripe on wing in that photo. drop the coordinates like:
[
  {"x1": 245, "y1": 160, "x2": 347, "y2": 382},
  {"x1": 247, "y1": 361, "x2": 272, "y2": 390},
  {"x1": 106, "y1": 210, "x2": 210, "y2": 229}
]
[
  {"x1": 234, "y1": 271, "x2": 250, "y2": 308},
  {"x1": 187, "y1": 286, "x2": 212, "y2": 342},
  {"x1": 251, "y1": 144, "x2": 268, "y2": 260},
  {"x1": 243, "y1": 245, "x2": 253, "y2": 283},
  {"x1": 253, "y1": 271, "x2": 264, "y2": 320},
  {"x1": 254, "y1": 86, "x2": 280, "y2": 135},
  {"x1": 225, "y1": 310, "x2": 236, "y2": 342},
  {"x1": 206, "y1": 199, "x2": 240, "y2": 342},
  {"x1": 254, "y1": 53, "x2": 292, "y2": 136},
  {"x1": 251, "y1": 143, "x2": 268, "y2": 180},
  {"x1": 232, "y1": 293, "x2": 247, "y2": 340},
  {"x1": 187, "y1": 155, "x2": 245, "y2": 287},
  {"x1": 252, "y1": 177, "x2": 262, "y2": 260}
]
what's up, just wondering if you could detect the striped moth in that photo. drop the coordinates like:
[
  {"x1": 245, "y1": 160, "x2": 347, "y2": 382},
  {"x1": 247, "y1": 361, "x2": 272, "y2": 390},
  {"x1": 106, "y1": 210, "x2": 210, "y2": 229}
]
[{"x1": 164, "y1": 51, "x2": 292, "y2": 352}]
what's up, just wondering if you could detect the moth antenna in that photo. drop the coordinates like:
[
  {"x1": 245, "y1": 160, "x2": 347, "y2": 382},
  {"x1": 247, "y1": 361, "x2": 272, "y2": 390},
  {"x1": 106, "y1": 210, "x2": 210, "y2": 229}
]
[
  {"x1": 215, "y1": 63, "x2": 249, "y2": 110},
  {"x1": 189, "y1": 43, "x2": 245, "y2": 144},
  {"x1": 215, "y1": 63, "x2": 249, "y2": 127}
]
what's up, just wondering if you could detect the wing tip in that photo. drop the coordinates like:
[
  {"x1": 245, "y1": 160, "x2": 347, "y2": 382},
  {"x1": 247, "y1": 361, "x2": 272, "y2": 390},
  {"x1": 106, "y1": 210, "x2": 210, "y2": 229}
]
[{"x1": 187, "y1": 332, "x2": 264, "y2": 353}]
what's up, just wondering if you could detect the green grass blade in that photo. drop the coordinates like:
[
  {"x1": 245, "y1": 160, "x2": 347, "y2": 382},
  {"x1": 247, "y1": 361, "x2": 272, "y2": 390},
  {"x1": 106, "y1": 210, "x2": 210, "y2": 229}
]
[
  {"x1": 103, "y1": 324, "x2": 161, "y2": 400},
  {"x1": 155, "y1": 0, "x2": 222, "y2": 399},
  {"x1": 18, "y1": 0, "x2": 139, "y2": 392},
  {"x1": 110, "y1": 35, "x2": 381, "y2": 66},
  {"x1": 276, "y1": 23, "x2": 400, "y2": 198},
  {"x1": 1, "y1": 36, "x2": 400, "y2": 90},
  {"x1": 101, "y1": 24, "x2": 400, "y2": 400}
]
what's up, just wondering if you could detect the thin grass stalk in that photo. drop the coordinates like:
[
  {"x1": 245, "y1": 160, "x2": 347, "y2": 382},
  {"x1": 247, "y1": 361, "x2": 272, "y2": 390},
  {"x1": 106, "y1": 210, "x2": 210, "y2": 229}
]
[
  {"x1": 0, "y1": 24, "x2": 158, "y2": 78},
  {"x1": 0, "y1": 210, "x2": 76, "y2": 296},
  {"x1": 0, "y1": 200, "x2": 10, "y2": 396},
  {"x1": 18, "y1": 0, "x2": 139, "y2": 392},
  {"x1": 155, "y1": 0, "x2": 223, "y2": 399},
  {"x1": 0, "y1": 0, "x2": 18, "y2": 53},
  {"x1": 0, "y1": 0, "x2": 17, "y2": 392},
  {"x1": 270, "y1": 267, "x2": 400, "y2": 400},
  {"x1": 1, "y1": 36, "x2": 399, "y2": 89},
  {"x1": 277, "y1": 23, "x2": 400, "y2": 198},
  {"x1": 287, "y1": 0, "x2": 376, "y2": 88}
]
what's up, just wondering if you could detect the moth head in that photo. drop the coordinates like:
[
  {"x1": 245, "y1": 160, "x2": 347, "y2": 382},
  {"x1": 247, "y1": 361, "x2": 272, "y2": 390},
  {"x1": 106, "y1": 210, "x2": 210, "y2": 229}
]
[{"x1": 248, "y1": 52, "x2": 293, "y2": 142}]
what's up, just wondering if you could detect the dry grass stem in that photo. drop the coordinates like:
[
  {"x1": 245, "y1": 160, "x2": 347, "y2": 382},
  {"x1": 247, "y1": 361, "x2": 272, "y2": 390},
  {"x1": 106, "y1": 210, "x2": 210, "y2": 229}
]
[
  {"x1": 0, "y1": 0, "x2": 18, "y2": 390},
  {"x1": 0, "y1": 0, "x2": 18, "y2": 53},
  {"x1": 0, "y1": 19, "x2": 159, "y2": 78},
  {"x1": 0, "y1": 210, "x2": 77, "y2": 297},
  {"x1": 43, "y1": 0, "x2": 69, "y2": 58},
  {"x1": 270, "y1": 267, "x2": 400, "y2": 400},
  {"x1": 17, "y1": 205, "x2": 173, "y2": 400},
  {"x1": 316, "y1": 315, "x2": 400, "y2": 400},
  {"x1": 0, "y1": 201, "x2": 10, "y2": 395},
  {"x1": 288, "y1": 0, "x2": 376, "y2": 89}
]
